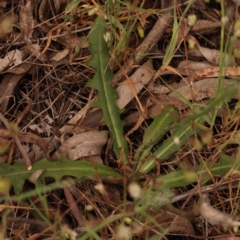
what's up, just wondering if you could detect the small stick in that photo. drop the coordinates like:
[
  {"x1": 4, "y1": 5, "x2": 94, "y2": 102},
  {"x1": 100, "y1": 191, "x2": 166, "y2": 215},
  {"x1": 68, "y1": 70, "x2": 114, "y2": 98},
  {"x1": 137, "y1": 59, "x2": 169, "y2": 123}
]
[{"x1": 0, "y1": 113, "x2": 32, "y2": 170}]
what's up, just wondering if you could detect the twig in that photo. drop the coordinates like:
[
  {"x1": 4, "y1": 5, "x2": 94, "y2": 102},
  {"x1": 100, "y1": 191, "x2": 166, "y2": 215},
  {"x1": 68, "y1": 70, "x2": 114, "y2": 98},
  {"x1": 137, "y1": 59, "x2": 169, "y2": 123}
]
[
  {"x1": 63, "y1": 179, "x2": 84, "y2": 227},
  {"x1": 171, "y1": 177, "x2": 240, "y2": 203},
  {"x1": 0, "y1": 113, "x2": 32, "y2": 170},
  {"x1": 112, "y1": 0, "x2": 174, "y2": 84}
]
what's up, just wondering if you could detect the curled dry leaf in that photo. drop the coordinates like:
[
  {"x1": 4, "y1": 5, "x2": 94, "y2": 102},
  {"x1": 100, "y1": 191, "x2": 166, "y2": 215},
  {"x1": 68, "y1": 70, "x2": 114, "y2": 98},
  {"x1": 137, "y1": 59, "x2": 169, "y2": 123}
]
[{"x1": 52, "y1": 130, "x2": 109, "y2": 161}]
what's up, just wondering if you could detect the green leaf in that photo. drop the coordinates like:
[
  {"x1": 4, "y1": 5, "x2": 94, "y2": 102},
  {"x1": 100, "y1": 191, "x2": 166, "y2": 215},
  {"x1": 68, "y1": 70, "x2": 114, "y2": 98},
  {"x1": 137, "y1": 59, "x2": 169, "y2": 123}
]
[
  {"x1": 138, "y1": 83, "x2": 240, "y2": 174},
  {"x1": 0, "y1": 157, "x2": 122, "y2": 195},
  {"x1": 157, "y1": 154, "x2": 234, "y2": 188},
  {"x1": 86, "y1": 16, "x2": 129, "y2": 164},
  {"x1": 138, "y1": 116, "x2": 205, "y2": 174},
  {"x1": 134, "y1": 106, "x2": 178, "y2": 165},
  {"x1": 65, "y1": 0, "x2": 81, "y2": 14},
  {"x1": 162, "y1": 4, "x2": 178, "y2": 65}
]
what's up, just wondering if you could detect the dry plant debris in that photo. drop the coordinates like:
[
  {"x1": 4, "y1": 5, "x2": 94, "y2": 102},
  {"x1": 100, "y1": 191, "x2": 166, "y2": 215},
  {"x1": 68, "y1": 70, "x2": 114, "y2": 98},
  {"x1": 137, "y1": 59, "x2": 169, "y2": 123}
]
[{"x1": 1, "y1": 0, "x2": 240, "y2": 239}]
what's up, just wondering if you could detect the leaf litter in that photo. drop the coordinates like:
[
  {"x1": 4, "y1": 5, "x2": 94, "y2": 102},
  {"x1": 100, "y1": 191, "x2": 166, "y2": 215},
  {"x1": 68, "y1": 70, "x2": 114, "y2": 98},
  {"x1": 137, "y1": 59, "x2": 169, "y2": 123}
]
[{"x1": 1, "y1": 0, "x2": 240, "y2": 239}]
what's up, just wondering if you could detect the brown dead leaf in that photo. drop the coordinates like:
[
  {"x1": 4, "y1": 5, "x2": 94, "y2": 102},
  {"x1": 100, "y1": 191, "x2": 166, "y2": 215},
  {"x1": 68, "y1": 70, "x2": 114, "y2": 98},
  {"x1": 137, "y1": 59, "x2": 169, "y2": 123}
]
[
  {"x1": 189, "y1": 66, "x2": 240, "y2": 82},
  {"x1": 50, "y1": 49, "x2": 69, "y2": 62},
  {"x1": 148, "y1": 83, "x2": 170, "y2": 94},
  {"x1": 0, "y1": 49, "x2": 23, "y2": 73},
  {"x1": 0, "y1": 73, "x2": 24, "y2": 111},
  {"x1": 4, "y1": 62, "x2": 31, "y2": 74},
  {"x1": 177, "y1": 60, "x2": 214, "y2": 70},
  {"x1": 168, "y1": 78, "x2": 237, "y2": 102},
  {"x1": 197, "y1": 45, "x2": 236, "y2": 66},
  {"x1": 19, "y1": 0, "x2": 33, "y2": 43},
  {"x1": 52, "y1": 130, "x2": 109, "y2": 161},
  {"x1": 116, "y1": 59, "x2": 153, "y2": 109},
  {"x1": 149, "y1": 94, "x2": 187, "y2": 116}
]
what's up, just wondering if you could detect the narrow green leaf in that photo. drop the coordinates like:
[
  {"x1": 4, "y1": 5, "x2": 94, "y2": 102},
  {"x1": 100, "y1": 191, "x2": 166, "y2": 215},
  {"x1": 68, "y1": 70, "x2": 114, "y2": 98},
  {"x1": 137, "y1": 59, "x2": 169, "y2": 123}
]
[
  {"x1": 65, "y1": 0, "x2": 81, "y2": 14},
  {"x1": 138, "y1": 82, "x2": 239, "y2": 174},
  {"x1": 86, "y1": 16, "x2": 129, "y2": 164},
  {"x1": 162, "y1": 4, "x2": 178, "y2": 65},
  {"x1": 134, "y1": 106, "x2": 177, "y2": 165},
  {"x1": 157, "y1": 154, "x2": 234, "y2": 188},
  {"x1": 0, "y1": 157, "x2": 122, "y2": 195},
  {"x1": 138, "y1": 116, "x2": 205, "y2": 174}
]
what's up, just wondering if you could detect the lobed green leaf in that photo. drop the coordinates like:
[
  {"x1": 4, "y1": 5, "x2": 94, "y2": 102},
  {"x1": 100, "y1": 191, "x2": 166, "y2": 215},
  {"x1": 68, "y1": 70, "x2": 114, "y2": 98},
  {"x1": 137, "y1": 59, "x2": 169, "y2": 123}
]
[
  {"x1": 86, "y1": 16, "x2": 129, "y2": 164},
  {"x1": 0, "y1": 157, "x2": 122, "y2": 195}
]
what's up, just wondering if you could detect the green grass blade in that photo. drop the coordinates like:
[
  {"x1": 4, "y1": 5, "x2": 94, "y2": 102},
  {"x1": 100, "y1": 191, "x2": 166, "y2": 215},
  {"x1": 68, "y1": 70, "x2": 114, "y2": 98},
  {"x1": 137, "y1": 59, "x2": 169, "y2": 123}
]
[
  {"x1": 0, "y1": 157, "x2": 122, "y2": 194},
  {"x1": 162, "y1": 4, "x2": 178, "y2": 65},
  {"x1": 157, "y1": 154, "x2": 234, "y2": 188},
  {"x1": 138, "y1": 83, "x2": 240, "y2": 174},
  {"x1": 163, "y1": 0, "x2": 195, "y2": 65},
  {"x1": 134, "y1": 106, "x2": 178, "y2": 166},
  {"x1": 86, "y1": 16, "x2": 129, "y2": 164},
  {"x1": 138, "y1": 116, "x2": 205, "y2": 174}
]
